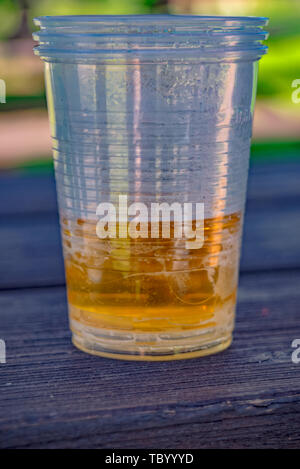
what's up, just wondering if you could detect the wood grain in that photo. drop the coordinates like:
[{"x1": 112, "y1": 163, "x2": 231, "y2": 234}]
[
  {"x1": 0, "y1": 270, "x2": 300, "y2": 448},
  {"x1": 0, "y1": 158, "x2": 300, "y2": 448},
  {"x1": 1, "y1": 159, "x2": 300, "y2": 289}
]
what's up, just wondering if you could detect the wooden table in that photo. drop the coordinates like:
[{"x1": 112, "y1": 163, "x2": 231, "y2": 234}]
[{"x1": 1, "y1": 156, "x2": 300, "y2": 449}]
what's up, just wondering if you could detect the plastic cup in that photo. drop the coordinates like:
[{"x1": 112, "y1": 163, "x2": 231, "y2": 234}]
[{"x1": 33, "y1": 15, "x2": 268, "y2": 360}]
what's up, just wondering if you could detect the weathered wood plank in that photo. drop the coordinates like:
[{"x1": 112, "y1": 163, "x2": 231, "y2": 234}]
[
  {"x1": 0, "y1": 172, "x2": 58, "y2": 217},
  {"x1": 248, "y1": 158, "x2": 300, "y2": 202},
  {"x1": 0, "y1": 194, "x2": 300, "y2": 289},
  {"x1": 1, "y1": 159, "x2": 300, "y2": 289},
  {"x1": 1, "y1": 158, "x2": 300, "y2": 217},
  {"x1": 0, "y1": 213, "x2": 65, "y2": 289},
  {"x1": 0, "y1": 269, "x2": 300, "y2": 448},
  {"x1": 242, "y1": 199, "x2": 300, "y2": 271}
]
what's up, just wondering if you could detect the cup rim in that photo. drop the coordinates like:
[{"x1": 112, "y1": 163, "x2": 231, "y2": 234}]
[
  {"x1": 33, "y1": 14, "x2": 269, "y2": 63},
  {"x1": 34, "y1": 14, "x2": 269, "y2": 26}
]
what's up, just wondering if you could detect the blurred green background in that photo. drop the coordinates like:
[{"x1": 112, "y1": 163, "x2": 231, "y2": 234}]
[{"x1": 0, "y1": 0, "x2": 299, "y2": 169}]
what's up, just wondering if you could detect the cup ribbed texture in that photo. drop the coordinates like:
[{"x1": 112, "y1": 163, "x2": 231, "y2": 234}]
[{"x1": 33, "y1": 15, "x2": 268, "y2": 63}]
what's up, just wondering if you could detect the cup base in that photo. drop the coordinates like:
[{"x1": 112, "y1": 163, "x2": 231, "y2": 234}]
[{"x1": 70, "y1": 318, "x2": 232, "y2": 361}]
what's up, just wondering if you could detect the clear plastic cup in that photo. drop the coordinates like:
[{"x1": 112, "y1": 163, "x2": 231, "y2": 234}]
[{"x1": 33, "y1": 15, "x2": 268, "y2": 360}]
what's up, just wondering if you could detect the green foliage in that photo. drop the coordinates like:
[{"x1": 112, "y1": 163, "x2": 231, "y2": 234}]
[
  {"x1": 0, "y1": 0, "x2": 159, "y2": 39},
  {"x1": 0, "y1": 0, "x2": 20, "y2": 39},
  {"x1": 258, "y1": 34, "x2": 300, "y2": 102},
  {"x1": 1, "y1": 0, "x2": 300, "y2": 106},
  {"x1": 30, "y1": 0, "x2": 154, "y2": 19}
]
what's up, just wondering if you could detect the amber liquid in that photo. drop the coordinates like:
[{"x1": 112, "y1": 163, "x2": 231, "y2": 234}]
[{"x1": 62, "y1": 212, "x2": 242, "y2": 336}]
